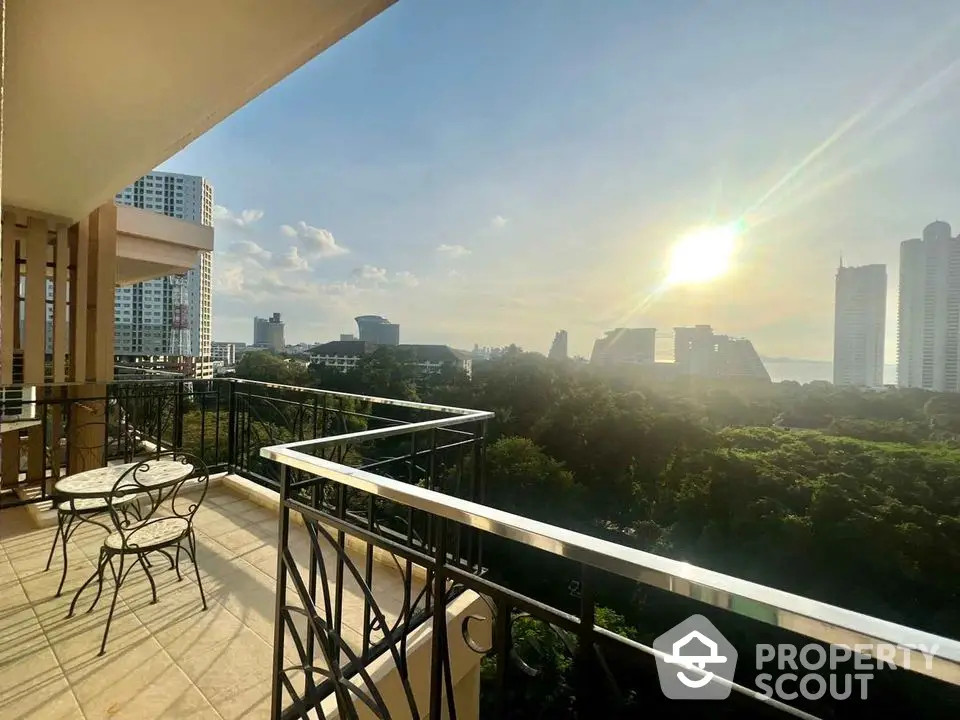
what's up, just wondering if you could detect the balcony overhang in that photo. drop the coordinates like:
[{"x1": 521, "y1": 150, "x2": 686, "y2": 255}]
[
  {"x1": 2, "y1": 0, "x2": 396, "y2": 222},
  {"x1": 115, "y1": 206, "x2": 214, "y2": 285}
]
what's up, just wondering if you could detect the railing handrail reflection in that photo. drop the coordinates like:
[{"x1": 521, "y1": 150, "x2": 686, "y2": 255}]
[{"x1": 262, "y1": 442, "x2": 960, "y2": 688}]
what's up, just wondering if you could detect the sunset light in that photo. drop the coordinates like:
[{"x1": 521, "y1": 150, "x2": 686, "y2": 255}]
[{"x1": 665, "y1": 224, "x2": 739, "y2": 286}]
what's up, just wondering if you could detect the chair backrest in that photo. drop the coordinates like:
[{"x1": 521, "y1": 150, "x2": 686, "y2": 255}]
[{"x1": 106, "y1": 451, "x2": 209, "y2": 550}]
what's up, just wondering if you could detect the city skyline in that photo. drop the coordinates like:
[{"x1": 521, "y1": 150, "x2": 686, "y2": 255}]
[{"x1": 159, "y1": 1, "x2": 960, "y2": 360}]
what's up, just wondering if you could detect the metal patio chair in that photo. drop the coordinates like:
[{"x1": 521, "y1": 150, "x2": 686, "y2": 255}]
[{"x1": 70, "y1": 451, "x2": 209, "y2": 655}]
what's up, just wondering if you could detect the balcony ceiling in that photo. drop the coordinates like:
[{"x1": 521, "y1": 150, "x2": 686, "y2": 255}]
[
  {"x1": 115, "y1": 206, "x2": 215, "y2": 284},
  {"x1": 2, "y1": 0, "x2": 395, "y2": 222}
]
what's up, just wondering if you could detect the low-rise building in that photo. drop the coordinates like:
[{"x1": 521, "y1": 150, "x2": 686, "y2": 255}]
[
  {"x1": 212, "y1": 341, "x2": 237, "y2": 367},
  {"x1": 309, "y1": 342, "x2": 472, "y2": 376}
]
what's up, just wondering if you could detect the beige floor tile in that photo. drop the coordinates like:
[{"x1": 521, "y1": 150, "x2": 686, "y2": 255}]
[
  {"x1": 214, "y1": 523, "x2": 275, "y2": 558},
  {"x1": 0, "y1": 670, "x2": 83, "y2": 720},
  {"x1": 1, "y1": 480, "x2": 434, "y2": 720},
  {"x1": 0, "y1": 557, "x2": 17, "y2": 584},
  {"x1": 0, "y1": 575, "x2": 29, "y2": 615},
  {"x1": 0, "y1": 607, "x2": 50, "y2": 668},
  {"x1": 156, "y1": 684, "x2": 224, "y2": 720},
  {"x1": 235, "y1": 504, "x2": 276, "y2": 527},
  {"x1": 189, "y1": 626, "x2": 274, "y2": 720},
  {"x1": 72, "y1": 643, "x2": 197, "y2": 720},
  {"x1": 46, "y1": 601, "x2": 149, "y2": 675},
  {"x1": 193, "y1": 511, "x2": 244, "y2": 538},
  {"x1": 148, "y1": 598, "x2": 247, "y2": 667},
  {"x1": 0, "y1": 624, "x2": 62, "y2": 699}
]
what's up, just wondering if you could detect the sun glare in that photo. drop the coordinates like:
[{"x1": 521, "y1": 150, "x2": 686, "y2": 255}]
[{"x1": 665, "y1": 225, "x2": 738, "y2": 286}]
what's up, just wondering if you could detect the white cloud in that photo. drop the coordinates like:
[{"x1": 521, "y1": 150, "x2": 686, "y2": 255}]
[
  {"x1": 281, "y1": 221, "x2": 349, "y2": 259},
  {"x1": 394, "y1": 271, "x2": 420, "y2": 287},
  {"x1": 214, "y1": 263, "x2": 246, "y2": 296},
  {"x1": 228, "y1": 240, "x2": 272, "y2": 264},
  {"x1": 351, "y1": 266, "x2": 420, "y2": 288},
  {"x1": 214, "y1": 206, "x2": 264, "y2": 228},
  {"x1": 491, "y1": 215, "x2": 508, "y2": 229},
  {"x1": 245, "y1": 273, "x2": 313, "y2": 296},
  {"x1": 275, "y1": 246, "x2": 310, "y2": 272},
  {"x1": 353, "y1": 265, "x2": 388, "y2": 282},
  {"x1": 436, "y1": 243, "x2": 472, "y2": 259}
]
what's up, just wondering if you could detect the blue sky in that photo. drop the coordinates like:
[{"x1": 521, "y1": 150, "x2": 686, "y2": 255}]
[{"x1": 162, "y1": 0, "x2": 960, "y2": 360}]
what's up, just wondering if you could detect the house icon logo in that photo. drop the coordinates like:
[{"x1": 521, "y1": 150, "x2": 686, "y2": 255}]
[{"x1": 654, "y1": 615, "x2": 738, "y2": 699}]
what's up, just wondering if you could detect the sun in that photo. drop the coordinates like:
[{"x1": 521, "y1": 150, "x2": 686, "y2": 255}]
[{"x1": 665, "y1": 224, "x2": 739, "y2": 286}]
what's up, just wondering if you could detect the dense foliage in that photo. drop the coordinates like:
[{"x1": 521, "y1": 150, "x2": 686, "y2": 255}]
[{"x1": 224, "y1": 348, "x2": 960, "y2": 714}]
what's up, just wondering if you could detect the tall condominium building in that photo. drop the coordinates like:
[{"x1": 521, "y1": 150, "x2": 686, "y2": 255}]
[
  {"x1": 113, "y1": 172, "x2": 214, "y2": 378},
  {"x1": 674, "y1": 325, "x2": 770, "y2": 381},
  {"x1": 833, "y1": 264, "x2": 887, "y2": 387},
  {"x1": 590, "y1": 328, "x2": 656, "y2": 365},
  {"x1": 254, "y1": 313, "x2": 285, "y2": 352},
  {"x1": 898, "y1": 221, "x2": 960, "y2": 392},
  {"x1": 355, "y1": 315, "x2": 400, "y2": 346},
  {"x1": 548, "y1": 330, "x2": 569, "y2": 360}
]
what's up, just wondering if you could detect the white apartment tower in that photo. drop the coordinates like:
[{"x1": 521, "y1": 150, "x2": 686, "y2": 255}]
[
  {"x1": 897, "y1": 221, "x2": 960, "y2": 392},
  {"x1": 833, "y1": 263, "x2": 886, "y2": 387},
  {"x1": 113, "y1": 172, "x2": 214, "y2": 378}
]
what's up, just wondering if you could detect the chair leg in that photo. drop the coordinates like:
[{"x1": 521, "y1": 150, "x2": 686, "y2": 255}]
[
  {"x1": 54, "y1": 514, "x2": 75, "y2": 598},
  {"x1": 187, "y1": 530, "x2": 207, "y2": 611},
  {"x1": 86, "y1": 548, "x2": 108, "y2": 615},
  {"x1": 44, "y1": 512, "x2": 64, "y2": 572},
  {"x1": 99, "y1": 555, "x2": 125, "y2": 656},
  {"x1": 68, "y1": 547, "x2": 105, "y2": 618},
  {"x1": 174, "y1": 545, "x2": 182, "y2": 582},
  {"x1": 137, "y1": 554, "x2": 158, "y2": 604}
]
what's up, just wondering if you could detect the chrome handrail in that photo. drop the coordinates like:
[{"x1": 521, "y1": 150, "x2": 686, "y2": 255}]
[
  {"x1": 262, "y1": 442, "x2": 960, "y2": 687},
  {"x1": 230, "y1": 377, "x2": 491, "y2": 416}
]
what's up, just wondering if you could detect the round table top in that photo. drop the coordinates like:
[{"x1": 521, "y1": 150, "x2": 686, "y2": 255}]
[{"x1": 54, "y1": 459, "x2": 195, "y2": 498}]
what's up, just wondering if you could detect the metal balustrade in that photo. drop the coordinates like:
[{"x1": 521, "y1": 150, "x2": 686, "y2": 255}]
[{"x1": 2, "y1": 377, "x2": 958, "y2": 718}]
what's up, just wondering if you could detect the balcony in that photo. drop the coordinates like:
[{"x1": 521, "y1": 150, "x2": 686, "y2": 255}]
[{"x1": 0, "y1": 377, "x2": 958, "y2": 719}]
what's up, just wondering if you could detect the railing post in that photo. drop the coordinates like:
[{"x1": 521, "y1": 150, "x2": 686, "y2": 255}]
[
  {"x1": 429, "y1": 514, "x2": 450, "y2": 720},
  {"x1": 270, "y1": 464, "x2": 291, "y2": 720},
  {"x1": 174, "y1": 379, "x2": 185, "y2": 450},
  {"x1": 226, "y1": 380, "x2": 237, "y2": 473},
  {"x1": 574, "y1": 564, "x2": 599, "y2": 716},
  {"x1": 493, "y1": 597, "x2": 512, "y2": 719}
]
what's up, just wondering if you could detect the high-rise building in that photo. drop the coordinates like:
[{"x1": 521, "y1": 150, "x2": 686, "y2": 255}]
[
  {"x1": 590, "y1": 328, "x2": 656, "y2": 365},
  {"x1": 548, "y1": 330, "x2": 569, "y2": 360},
  {"x1": 254, "y1": 313, "x2": 285, "y2": 352},
  {"x1": 833, "y1": 264, "x2": 887, "y2": 387},
  {"x1": 898, "y1": 221, "x2": 960, "y2": 392},
  {"x1": 113, "y1": 172, "x2": 214, "y2": 378},
  {"x1": 674, "y1": 325, "x2": 769, "y2": 381},
  {"x1": 355, "y1": 315, "x2": 400, "y2": 346}
]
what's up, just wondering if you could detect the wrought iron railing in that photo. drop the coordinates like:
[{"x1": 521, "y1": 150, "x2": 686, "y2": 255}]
[
  {"x1": 0, "y1": 378, "x2": 227, "y2": 508},
  {"x1": 262, "y1": 432, "x2": 960, "y2": 719},
  {"x1": 0, "y1": 377, "x2": 486, "y2": 509}
]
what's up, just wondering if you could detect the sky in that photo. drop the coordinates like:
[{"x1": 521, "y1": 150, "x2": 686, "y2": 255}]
[{"x1": 161, "y1": 0, "x2": 960, "y2": 361}]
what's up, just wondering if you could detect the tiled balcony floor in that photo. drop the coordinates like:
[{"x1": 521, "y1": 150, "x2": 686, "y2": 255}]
[{"x1": 0, "y1": 477, "x2": 423, "y2": 719}]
